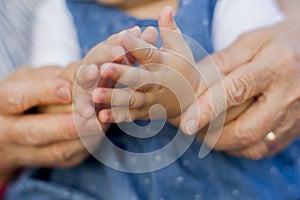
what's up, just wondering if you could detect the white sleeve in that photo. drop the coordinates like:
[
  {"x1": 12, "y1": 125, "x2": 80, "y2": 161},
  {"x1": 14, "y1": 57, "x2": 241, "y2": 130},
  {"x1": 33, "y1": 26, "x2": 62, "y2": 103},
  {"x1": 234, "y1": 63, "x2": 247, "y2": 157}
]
[
  {"x1": 213, "y1": 0, "x2": 286, "y2": 51},
  {"x1": 30, "y1": 0, "x2": 81, "y2": 68}
]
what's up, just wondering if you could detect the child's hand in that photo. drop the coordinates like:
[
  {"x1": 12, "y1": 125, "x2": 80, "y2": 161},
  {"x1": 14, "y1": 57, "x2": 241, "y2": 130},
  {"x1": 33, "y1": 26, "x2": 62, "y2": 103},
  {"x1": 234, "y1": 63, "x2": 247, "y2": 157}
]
[
  {"x1": 96, "y1": 7, "x2": 252, "y2": 132},
  {"x1": 39, "y1": 26, "x2": 158, "y2": 130},
  {"x1": 97, "y1": 7, "x2": 199, "y2": 125}
]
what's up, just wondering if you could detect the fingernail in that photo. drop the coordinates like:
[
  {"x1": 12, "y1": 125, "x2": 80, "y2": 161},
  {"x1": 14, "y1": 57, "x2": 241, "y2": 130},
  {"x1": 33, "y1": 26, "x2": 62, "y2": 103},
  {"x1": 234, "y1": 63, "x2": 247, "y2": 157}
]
[
  {"x1": 57, "y1": 87, "x2": 71, "y2": 102},
  {"x1": 186, "y1": 119, "x2": 198, "y2": 135}
]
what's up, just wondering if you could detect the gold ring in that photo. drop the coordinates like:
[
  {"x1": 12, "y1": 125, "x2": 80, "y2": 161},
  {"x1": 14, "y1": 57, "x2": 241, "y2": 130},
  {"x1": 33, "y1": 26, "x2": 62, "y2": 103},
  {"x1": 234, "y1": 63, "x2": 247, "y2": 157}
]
[{"x1": 264, "y1": 131, "x2": 277, "y2": 150}]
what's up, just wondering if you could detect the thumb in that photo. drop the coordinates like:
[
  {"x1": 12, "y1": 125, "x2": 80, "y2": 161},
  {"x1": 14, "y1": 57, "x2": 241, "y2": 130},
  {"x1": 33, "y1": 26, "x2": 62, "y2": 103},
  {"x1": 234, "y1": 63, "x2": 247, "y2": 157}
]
[
  {"x1": 0, "y1": 72, "x2": 72, "y2": 114},
  {"x1": 158, "y1": 6, "x2": 192, "y2": 59}
]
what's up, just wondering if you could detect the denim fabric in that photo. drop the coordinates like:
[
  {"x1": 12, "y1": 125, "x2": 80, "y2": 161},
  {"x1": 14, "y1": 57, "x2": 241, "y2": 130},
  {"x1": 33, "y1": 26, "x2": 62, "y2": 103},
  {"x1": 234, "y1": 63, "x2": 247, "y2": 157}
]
[{"x1": 6, "y1": 0, "x2": 300, "y2": 200}]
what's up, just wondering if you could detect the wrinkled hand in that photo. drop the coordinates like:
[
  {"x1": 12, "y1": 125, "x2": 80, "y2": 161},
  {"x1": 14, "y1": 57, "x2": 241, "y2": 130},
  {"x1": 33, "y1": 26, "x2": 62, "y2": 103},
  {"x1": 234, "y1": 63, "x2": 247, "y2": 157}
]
[
  {"x1": 181, "y1": 19, "x2": 300, "y2": 159},
  {"x1": 0, "y1": 66, "x2": 89, "y2": 177}
]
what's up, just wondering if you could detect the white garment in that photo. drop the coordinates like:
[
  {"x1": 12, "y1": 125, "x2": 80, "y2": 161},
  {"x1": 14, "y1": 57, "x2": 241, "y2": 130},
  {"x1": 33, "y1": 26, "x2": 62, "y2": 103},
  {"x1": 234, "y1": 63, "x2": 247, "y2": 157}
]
[{"x1": 31, "y1": 0, "x2": 285, "y2": 67}]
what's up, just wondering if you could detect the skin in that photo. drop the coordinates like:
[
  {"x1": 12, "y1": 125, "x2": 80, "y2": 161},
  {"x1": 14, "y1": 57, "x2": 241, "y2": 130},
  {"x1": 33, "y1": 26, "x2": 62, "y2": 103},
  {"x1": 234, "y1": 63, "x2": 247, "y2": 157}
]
[
  {"x1": 0, "y1": 26, "x2": 153, "y2": 186},
  {"x1": 180, "y1": 3, "x2": 300, "y2": 160},
  {"x1": 1, "y1": 0, "x2": 298, "y2": 187},
  {"x1": 0, "y1": 66, "x2": 80, "y2": 186},
  {"x1": 97, "y1": 7, "x2": 197, "y2": 125},
  {"x1": 97, "y1": 7, "x2": 250, "y2": 130}
]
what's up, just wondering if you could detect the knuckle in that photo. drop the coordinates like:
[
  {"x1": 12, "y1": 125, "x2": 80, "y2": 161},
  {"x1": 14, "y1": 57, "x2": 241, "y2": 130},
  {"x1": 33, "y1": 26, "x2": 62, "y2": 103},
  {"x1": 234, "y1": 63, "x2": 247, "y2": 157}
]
[
  {"x1": 211, "y1": 52, "x2": 228, "y2": 73},
  {"x1": 143, "y1": 48, "x2": 155, "y2": 63},
  {"x1": 6, "y1": 86, "x2": 27, "y2": 112},
  {"x1": 9, "y1": 120, "x2": 40, "y2": 145},
  {"x1": 226, "y1": 74, "x2": 253, "y2": 106},
  {"x1": 61, "y1": 117, "x2": 77, "y2": 140},
  {"x1": 50, "y1": 144, "x2": 74, "y2": 163}
]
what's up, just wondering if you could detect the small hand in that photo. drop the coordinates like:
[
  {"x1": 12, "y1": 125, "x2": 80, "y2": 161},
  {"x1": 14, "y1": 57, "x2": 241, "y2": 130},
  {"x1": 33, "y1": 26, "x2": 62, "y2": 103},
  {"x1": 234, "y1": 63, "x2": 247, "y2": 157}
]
[{"x1": 96, "y1": 7, "x2": 199, "y2": 125}]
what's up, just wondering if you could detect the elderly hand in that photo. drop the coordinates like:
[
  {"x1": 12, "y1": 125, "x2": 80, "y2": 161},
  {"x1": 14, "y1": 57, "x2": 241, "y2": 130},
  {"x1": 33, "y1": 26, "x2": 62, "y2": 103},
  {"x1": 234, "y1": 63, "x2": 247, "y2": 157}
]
[
  {"x1": 181, "y1": 19, "x2": 300, "y2": 160},
  {"x1": 0, "y1": 66, "x2": 90, "y2": 181}
]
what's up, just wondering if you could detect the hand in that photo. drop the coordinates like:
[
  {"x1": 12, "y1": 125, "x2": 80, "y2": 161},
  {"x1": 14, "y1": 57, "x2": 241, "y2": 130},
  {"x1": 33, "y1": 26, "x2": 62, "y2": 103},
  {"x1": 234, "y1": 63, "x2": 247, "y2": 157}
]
[
  {"x1": 96, "y1": 7, "x2": 250, "y2": 128},
  {"x1": 96, "y1": 7, "x2": 199, "y2": 125},
  {"x1": 0, "y1": 66, "x2": 88, "y2": 177},
  {"x1": 181, "y1": 19, "x2": 300, "y2": 159}
]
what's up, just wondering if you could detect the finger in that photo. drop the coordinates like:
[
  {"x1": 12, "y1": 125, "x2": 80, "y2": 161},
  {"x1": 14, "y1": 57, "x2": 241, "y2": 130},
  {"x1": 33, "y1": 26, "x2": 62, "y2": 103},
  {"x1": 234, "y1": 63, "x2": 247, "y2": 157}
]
[
  {"x1": 76, "y1": 64, "x2": 100, "y2": 90},
  {"x1": 99, "y1": 107, "x2": 149, "y2": 123},
  {"x1": 94, "y1": 87, "x2": 148, "y2": 108},
  {"x1": 32, "y1": 66, "x2": 63, "y2": 78},
  {"x1": 7, "y1": 114, "x2": 80, "y2": 146},
  {"x1": 119, "y1": 33, "x2": 161, "y2": 64},
  {"x1": 203, "y1": 86, "x2": 287, "y2": 151},
  {"x1": 182, "y1": 41, "x2": 289, "y2": 134},
  {"x1": 141, "y1": 26, "x2": 158, "y2": 45},
  {"x1": 127, "y1": 26, "x2": 142, "y2": 38},
  {"x1": 100, "y1": 62, "x2": 157, "y2": 88},
  {"x1": 227, "y1": 140, "x2": 269, "y2": 160},
  {"x1": 228, "y1": 120, "x2": 300, "y2": 160},
  {"x1": 84, "y1": 44, "x2": 126, "y2": 65},
  {"x1": 15, "y1": 138, "x2": 92, "y2": 168},
  {"x1": 10, "y1": 66, "x2": 62, "y2": 79},
  {"x1": 210, "y1": 27, "x2": 273, "y2": 74},
  {"x1": 158, "y1": 6, "x2": 192, "y2": 58},
  {"x1": 198, "y1": 99, "x2": 253, "y2": 135},
  {"x1": 85, "y1": 27, "x2": 142, "y2": 67},
  {"x1": 74, "y1": 93, "x2": 95, "y2": 119},
  {"x1": 105, "y1": 26, "x2": 142, "y2": 46},
  {"x1": 0, "y1": 77, "x2": 72, "y2": 114}
]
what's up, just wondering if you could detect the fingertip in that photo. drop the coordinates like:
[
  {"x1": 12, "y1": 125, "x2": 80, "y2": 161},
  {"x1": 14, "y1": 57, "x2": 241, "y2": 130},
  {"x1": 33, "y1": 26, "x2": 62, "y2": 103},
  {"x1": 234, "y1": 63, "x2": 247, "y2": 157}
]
[
  {"x1": 160, "y1": 6, "x2": 174, "y2": 18},
  {"x1": 98, "y1": 110, "x2": 111, "y2": 123},
  {"x1": 158, "y1": 6, "x2": 175, "y2": 29},
  {"x1": 128, "y1": 26, "x2": 142, "y2": 38},
  {"x1": 183, "y1": 119, "x2": 199, "y2": 135},
  {"x1": 84, "y1": 64, "x2": 99, "y2": 80},
  {"x1": 141, "y1": 26, "x2": 158, "y2": 45},
  {"x1": 76, "y1": 64, "x2": 100, "y2": 89}
]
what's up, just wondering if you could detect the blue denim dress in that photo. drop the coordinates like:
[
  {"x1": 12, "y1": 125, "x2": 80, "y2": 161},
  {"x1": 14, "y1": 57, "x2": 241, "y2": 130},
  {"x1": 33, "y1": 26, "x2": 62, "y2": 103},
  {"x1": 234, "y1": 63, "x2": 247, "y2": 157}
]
[{"x1": 5, "y1": 1, "x2": 300, "y2": 200}]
